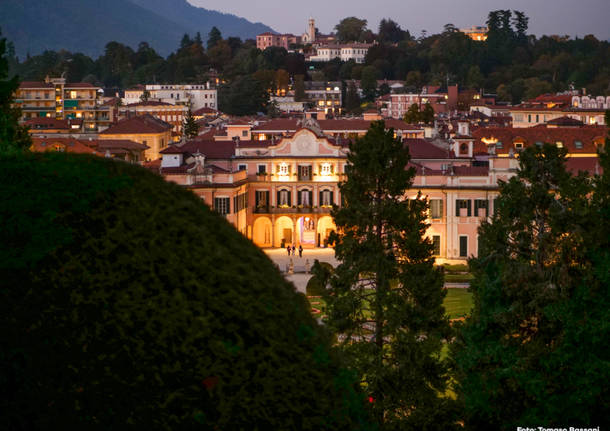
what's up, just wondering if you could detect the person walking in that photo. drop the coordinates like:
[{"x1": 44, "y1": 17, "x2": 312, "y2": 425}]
[
  {"x1": 286, "y1": 244, "x2": 291, "y2": 256},
  {"x1": 292, "y1": 244, "x2": 296, "y2": 256},
  {"x1": 298, "y1": 245, "x2": 303, "y2": 258}
]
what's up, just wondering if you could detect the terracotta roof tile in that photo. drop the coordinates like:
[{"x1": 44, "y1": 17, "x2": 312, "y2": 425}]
[
  {"x1": 472, "y1": 126, "x2": 607, "y2": 154},
  {"x1": 100, "y1": 114, "x2": 172, "y2": 135}
]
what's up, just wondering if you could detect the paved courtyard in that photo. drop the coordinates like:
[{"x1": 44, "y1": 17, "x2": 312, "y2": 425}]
[
  {"x1": 264, "y1": 247, "x2": 338, "y2": 294},
  {"x1": 263, "y1": 248, "x2": 469, "y2": 293}
]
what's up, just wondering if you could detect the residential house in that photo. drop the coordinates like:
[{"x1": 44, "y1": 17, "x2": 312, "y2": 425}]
[{"x1": 99, "y1": 114, "x2": 172, "y2": 161}]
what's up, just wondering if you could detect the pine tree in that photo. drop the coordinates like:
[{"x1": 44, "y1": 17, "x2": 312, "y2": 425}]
[
  {"x1": 207, "y1": 27, "x2": 222, "y2": 51},
  {"x1": 326, "y1": 121, "x2": 455, "y2": 430},
  {"x1": 452, "y1": 143, "x2": 609, "y2": 429},
  {"x1": 0, "y1": 30, "x2": 30, "y2": 154},
  {"x1": 183, "y1": 107, "x2": 199, "y2": 139}
]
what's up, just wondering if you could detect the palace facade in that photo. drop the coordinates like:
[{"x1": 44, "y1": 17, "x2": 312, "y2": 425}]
[{"x1": 153, "y1": 118, "x2": 563, "y2": 262}]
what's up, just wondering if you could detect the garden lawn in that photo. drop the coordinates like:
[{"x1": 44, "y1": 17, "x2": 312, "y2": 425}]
[{"x1": 443, "y1": 288, "x2": 473, "y2": 319}]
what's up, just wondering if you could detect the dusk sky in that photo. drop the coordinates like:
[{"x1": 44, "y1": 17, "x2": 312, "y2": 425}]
[{"x1": 188, "y1": 0, "x2": 610, "y2": 40}]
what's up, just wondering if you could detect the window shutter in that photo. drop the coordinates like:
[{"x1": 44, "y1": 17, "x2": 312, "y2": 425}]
[
  {"x1": 455, "y1": 200, "x2": 460, "y2": 217},
  {"x1": 320, "y1": 191, "x2": 323, "y2": 206},
  {"x1": 308, "y1": 190, "x2": 313, "y2": 206},
  {"x1": 330, "y1": 191, "x2": 334, "y2": 205},
  {"x1": 439, "y1": 200, "x2": 444, "y2": 217},
  {"x1": 485, "y1": 200, "x2": 489, "y2": 217},
  {"x1": 467, "y1": 200, "x2": 472, "y2": 217},
  {"x1": 297, "y1": 191, "x2": 302, "y2": 205},
  {"x1": 287, "y1": 190, "x2": 291, "y2": 207},
  {"x1": 277, "y1": 190, "x2": 281, "y2": 206}
]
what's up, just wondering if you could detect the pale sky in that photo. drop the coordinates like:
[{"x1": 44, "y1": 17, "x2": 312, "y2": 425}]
[{"x1": 188, "y1": 0, "x2": 610, "y2": 40}]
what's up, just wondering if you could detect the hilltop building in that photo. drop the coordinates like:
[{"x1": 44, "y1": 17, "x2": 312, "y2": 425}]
[
  {"x1": 460, "y1": 26, "x2": 488, "y2": 41},
  {"x1": 123, "y1": 84, "x2": 217, "y2": 111}
]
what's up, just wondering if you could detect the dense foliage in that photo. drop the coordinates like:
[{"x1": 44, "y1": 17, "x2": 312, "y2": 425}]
[
  {"x1": 0, "y1": 29, "x2": 30, "y2": 153},
  {"x1": 0, "y1": 153, "x2": 372, "y2": 430},
  {"x1": 326, "y1": 121, "x2": 456, "y2": 430},
  {"x1": 452, "y1": 141, "x2": 610, "y2": 429}
]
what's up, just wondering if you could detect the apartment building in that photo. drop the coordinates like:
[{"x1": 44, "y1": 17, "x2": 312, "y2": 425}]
[
  {"x1": 15, "y1": 77, "x2": 113, "y2": 132},
  {"x1": 123, "y1": 84, "x2": 217, "y2": 111}
]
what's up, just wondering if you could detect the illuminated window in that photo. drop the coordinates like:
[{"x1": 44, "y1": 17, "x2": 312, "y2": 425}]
[
  {"x1": 320, "y1": 163, "x2": 333, "y2": 176},
  {"x1": 70, "y1": 91, "x2": 77, "y2": 99},
  {"x1": 574, "y1": 140, "x2": 583, "y2": 149},
  {"x1": 278, "y1": 163, "x2": 289, "y2": 176},
  {"x1": 556, "y1": 141, "x2": 563, "y2": 148}
]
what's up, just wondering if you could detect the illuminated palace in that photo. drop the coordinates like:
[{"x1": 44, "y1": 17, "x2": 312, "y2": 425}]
[{"x1": 154, "y1": 118, "x2": 604, "y2": 262}]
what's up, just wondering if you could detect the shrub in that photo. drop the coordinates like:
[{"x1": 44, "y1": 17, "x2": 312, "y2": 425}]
[{"x1": 0, "y1": 153, "x2": 370, "y2": 430}]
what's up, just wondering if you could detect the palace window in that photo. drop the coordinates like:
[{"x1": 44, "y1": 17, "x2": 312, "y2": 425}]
[
  {"x1": 278, "y1": 189, "x2": 291, "y2": 207},
  {"x1": 474, "y1": 199, "x2": 489, "y2": 217},
  {"x1": 214, "y1": 197, "x2": 230, "y2": 215},
  {"x1": 430, "y1": 199, "x2": 443, "y2": 219},
  {"x1": 256, "y1": 190, "x2": 269, "y2": 208},
  {"x1": 298, "y1": 165, "x2": 312, "y2": 181},
  {"x1": 320, "y1": 189, "x2": 333, "y2": 207},
  {"x1": 459, "y1": 236, "x2": 468, "y2": 257},
  {"x1": 432, "y1": 235, "x2": 441, "y2": 256},
  {"x1": 277, "y1": 163, "x2": 289, "y2": 176},
  {"x1": 257, "y1": 164, "x2": 266, "y2": 174},
  {"x1": 456, "y1": 199, "x2": 472, "y2": 217},
  {"x1": 298, "y1": 189, "x2": 312, "y2": 206},
  {"x1": 320, "y1": 163, "x2": 333, "y2": 176}
]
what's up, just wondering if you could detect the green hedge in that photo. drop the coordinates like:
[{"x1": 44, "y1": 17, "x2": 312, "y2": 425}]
[{"x1": 0, "y1": 153, "x2": 371, "y2": 430}]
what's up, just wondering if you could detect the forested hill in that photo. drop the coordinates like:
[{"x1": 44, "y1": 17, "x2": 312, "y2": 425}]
[
  {"x1": 128, "y1": 0, "x2": 273, "y2": 45},
  {"x1": 0, "y1": 0, "x2": 274, "y2": 58}
]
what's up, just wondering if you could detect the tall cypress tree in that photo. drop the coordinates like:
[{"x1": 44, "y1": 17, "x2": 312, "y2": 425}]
[
  {"x1": 325, "y1": 121, "x2": 455, "y2": 430},
  {"x1": 182, "y1": 107, "x2": 199, "y2": 139},
  {"x1": 0, "y1": 29, "x2": 30, "y2": 154},
  {"x1": 452, "y1": 143, "x2": 608, "y2": 429}
]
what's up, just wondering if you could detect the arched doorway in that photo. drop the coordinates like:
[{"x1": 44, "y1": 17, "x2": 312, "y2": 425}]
[
  {"x1": 296, "y1": 216, "x2": 316, "y2": 248},
  {"x1": 274, "y1": 216, "x2": 294, "y2": 248},
  {"x1": 252, "y1": 217, "x2": 272, "y2": 247},
  {"x1": 316, "y1": 216, "x2": 336, "y2": 247}
]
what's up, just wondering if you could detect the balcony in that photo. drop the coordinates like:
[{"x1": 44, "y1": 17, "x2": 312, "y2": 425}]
[{"x1": 254, "y1": 205, "x2": 332, "y2": 214}]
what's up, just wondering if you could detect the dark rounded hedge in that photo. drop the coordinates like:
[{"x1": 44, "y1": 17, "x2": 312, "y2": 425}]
[{"x1": 0, "y1": 153, "x2": 369, "y2": 430}]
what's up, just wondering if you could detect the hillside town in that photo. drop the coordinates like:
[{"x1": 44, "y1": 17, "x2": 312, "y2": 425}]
[
  {"x1": 16, "y1": 18, "x2": 608, "y2": 263},
  {"x1": 2, "y1": 6, "x2": 609, "y2": 430}
]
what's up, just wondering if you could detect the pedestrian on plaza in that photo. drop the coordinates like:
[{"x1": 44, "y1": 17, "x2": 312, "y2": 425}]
[
  {"x1": 286, "y1": 244, "x2": 291, "y2": 256},
  {"x1": 292, "y1": 244, "x2": 296, "y2": 256},
  {"x1": 298, "y1": 245, "x2": 303, "y2": 258}
]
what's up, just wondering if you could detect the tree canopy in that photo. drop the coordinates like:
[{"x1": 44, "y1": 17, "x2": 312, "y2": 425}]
[
  {"x1": 452, "y1": 143, "x2": 610, "y2": 428},
  {"x1": 326, "y1": 121, "x2": 456, "y2": 430},
  {"x1": 335, "y1": 17, "x2": 369, "y2": 43}
]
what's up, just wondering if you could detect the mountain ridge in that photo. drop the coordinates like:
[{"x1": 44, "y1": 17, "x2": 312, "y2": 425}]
[{"x1": 0, "y1": 0, "x2": 274, "y2": 58}]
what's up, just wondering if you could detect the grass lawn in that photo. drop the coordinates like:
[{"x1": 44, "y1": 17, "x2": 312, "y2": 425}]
[
  {"x1": 443, "y1": 288, "x2": 474, "y2": 319},
  {"x1": 307, "y1": 288, "x2": 473, "y2": 321}
]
